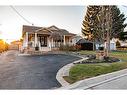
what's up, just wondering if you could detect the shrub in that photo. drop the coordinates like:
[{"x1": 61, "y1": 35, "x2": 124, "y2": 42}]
[
  {"x1": 59, "y1": 44, "x2": 81, "y2": 51},
  {"x1": 116, "y1": 40, "x2": 121, "y2": 47},
  {"x1": 0, "y1": 39, "x2": 9, "y2": 53}
]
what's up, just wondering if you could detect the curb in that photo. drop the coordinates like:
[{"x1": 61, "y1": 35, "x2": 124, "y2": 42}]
[
  {"x1": 58, "y1": 68, "x2": 127, "y2": 89},
  {"x1": 56, "y1": 53, "x2": 88, "y2": 87},
  {"x1": 56, "y1": 53, "x2": 127, "y2": 89}
]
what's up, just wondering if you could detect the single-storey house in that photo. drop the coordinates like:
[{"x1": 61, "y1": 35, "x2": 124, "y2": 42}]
[
  {"x1": 76, "y1": 39, "x2": 94, "y2": 50},
  {"x1": 9, "y1": 40, "x2": 22, "y2": 50},
  {"x1": 76, "y1": 38, "x2": 116, "y2": 51},
  {"x1": 99, "y1": 38, "x2": 116, "y2": 50},
  {"x1": 22, "y1": 25, "x2": 75, "y2": 52},
  {"x1": 95, "y1": 39, "x2": 116, "y2": 50}
]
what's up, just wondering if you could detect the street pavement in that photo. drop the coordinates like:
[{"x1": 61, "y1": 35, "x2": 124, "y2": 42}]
[
  {"x1": 89, "y1": 74, "x2": 127, "y2": 89},
  {"x1": 0, "y1": 50, "x2": 80, "y2": 89}
]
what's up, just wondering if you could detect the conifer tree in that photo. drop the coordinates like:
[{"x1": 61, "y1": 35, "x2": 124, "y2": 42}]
[
  {"x1": 111, "y1": 6, "x2": 127, "y2": 39},
  {"x1": 82, "y1": 5, "x2": 127, "y2": 43},
  {"x1": 82, "y1": 5, "x2": 127, "y2": 57}
]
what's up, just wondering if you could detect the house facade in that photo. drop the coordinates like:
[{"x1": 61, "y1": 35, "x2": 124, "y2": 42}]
[
  {"x1": 95, "y1": 38, "x2": 117, "y2": 50},
  {"x1": 9, "y1": 40, "x2": 22, "y2": 50},
  {"x1": 22, "y1": 25, "x2": 75, "y2": 52},
  {"x1": 75, "y1": 38, "x2": 117, "y2": 51}
]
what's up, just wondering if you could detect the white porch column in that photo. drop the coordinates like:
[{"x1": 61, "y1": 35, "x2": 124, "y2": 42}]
[
  {"x1": 51, "y1": 38, "x2": 53, "y2": 47},
  {"x1": 38, "y1": 42, "x2": 41, "y2": 51},
  {"x1": 53, "y1": 41, "x2": 55, "y2": 47},
  {"x1": 48, "y1": 37, "x2": 51, "y2": 51},
  {"x1": 35, "y1": 33, "x2": 38, "y2": 47},
  {"x1": 25, "y1": 32, "x2": 28, "y2": 47},
  {"x1": 64, "y1": 35, "x2": 66, "y2": 45},
  {"x1": 69, "y1": 37, "x2": 71, "y2": 46}
]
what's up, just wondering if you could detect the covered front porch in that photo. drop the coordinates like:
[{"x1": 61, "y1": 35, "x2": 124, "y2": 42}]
[{"x1": 22, "y1": 30, "x2": 73, "y2": 52}]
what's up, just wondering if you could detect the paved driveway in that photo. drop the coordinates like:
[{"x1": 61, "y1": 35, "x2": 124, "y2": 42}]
[{"x1": 0, "y1": 51, "x2": 80, "y2": 89}]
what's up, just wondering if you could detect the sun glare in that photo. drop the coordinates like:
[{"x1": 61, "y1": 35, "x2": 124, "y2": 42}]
[
  {"x1": 0, "y1": 24, "x2": 21, "y2": 44},
  {"x1": 1, "y1": 34, "x2": 20, "y2": 44}
]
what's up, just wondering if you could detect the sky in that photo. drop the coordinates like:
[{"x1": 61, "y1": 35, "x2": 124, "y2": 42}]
[
  {"x1": 0, "y1": 6, "x2": 86, "y2": 43},
  {"x1": 0, "y1": 6, "x2": 127, "y2": 43}
]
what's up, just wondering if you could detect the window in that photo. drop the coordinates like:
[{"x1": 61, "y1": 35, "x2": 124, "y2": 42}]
[{"x1": 39, "y1": 36, "x2": 47, "y2": 47}]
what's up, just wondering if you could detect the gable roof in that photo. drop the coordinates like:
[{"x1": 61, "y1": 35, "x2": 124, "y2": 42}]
[
  {"x1": 76, "y1": 39, "x2": 93, "y2": 44},
  {"x1": 47, "y1": 25, "x2": 60, "y2": 30},
  {"x1": 22, "y1": 25, "x2": 42, "y2": 33},
  {"x1": 22, "y1": 25, "x2": 76, "y2": 36}
]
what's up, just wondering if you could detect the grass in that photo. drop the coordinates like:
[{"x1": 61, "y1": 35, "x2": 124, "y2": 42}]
[{"x1": 64, "y1": 50, "x2": 127, "y2": 84}]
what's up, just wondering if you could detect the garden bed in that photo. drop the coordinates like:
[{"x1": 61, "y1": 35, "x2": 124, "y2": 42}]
[{"x1": 74, "y1": 56, "x2": 120, "y2": 64}]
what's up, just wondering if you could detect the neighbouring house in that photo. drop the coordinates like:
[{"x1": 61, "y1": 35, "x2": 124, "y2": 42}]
[
  {"x1": 109, "y1": 38, "x2": 116, "y2": 50},
  {"x1": 71, "y1": 35, "x2": 83, "y2": 45},
  {"x1": 95, "y1": 41, "x2": 103, "y2": 50},
  {"x1": 95, "y1": 38, "x2": 117, "y2": 50},
  {"x1": 76, "y1": 39, "x2": 94, "y2": 50},
  {"x1": 22, "y1": 25, "x2": 76, "y2": 52},
  {"x1": 76, "y1": 38, "x2": 117, "y2": 51},
  {"x1": 9, "y1": 40, "x2": 22, "y2": 50},
  {"x1": 116, "y1": 31, "x2": 127, "y2": 48},
  {"x1": 120, "y1": 41, "x2": 127, "y2": 46}
]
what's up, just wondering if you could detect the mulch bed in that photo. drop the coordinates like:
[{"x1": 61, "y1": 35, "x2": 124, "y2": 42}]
[{"x1": 74, "y1": 55, "x2": 120, "y2": 64}]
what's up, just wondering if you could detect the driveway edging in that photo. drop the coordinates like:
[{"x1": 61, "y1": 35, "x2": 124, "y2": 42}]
[
  {"x1": 56, "y1": 53, "x2": 88, "y2": 87},
  {"x1": 56, "y1": 53, "x2": 127, "y2": 89},
  {"x1": 58, "y1": 65, "x2": 127, "y2": 89}
]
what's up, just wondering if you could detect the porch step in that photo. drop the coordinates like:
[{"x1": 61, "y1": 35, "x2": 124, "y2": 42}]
[{"x1": 40, "y1": 47, "x2": 51, "y2": 51}]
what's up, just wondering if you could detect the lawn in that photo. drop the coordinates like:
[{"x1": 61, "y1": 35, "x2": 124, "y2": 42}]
[{"x1": 64, "y1": 50, "x2": 127, "y2": 84}]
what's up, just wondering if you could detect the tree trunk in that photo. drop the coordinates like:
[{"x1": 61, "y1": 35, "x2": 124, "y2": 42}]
[{"x1": 93, "y1": 39, "x2": 95, "y2": 51}]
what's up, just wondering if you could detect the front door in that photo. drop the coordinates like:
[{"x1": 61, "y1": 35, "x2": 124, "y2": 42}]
[{"x1": 39, "y1": 36, "x2": 47, "y2": 47}]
